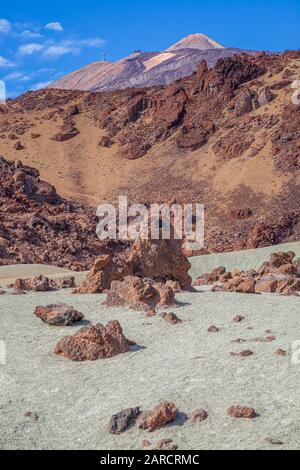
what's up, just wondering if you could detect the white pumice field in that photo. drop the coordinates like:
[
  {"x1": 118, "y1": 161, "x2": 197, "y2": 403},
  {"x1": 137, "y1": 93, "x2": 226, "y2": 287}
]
[{"x1": 0, "y1": 243, "x2": 299, "y2": 450}]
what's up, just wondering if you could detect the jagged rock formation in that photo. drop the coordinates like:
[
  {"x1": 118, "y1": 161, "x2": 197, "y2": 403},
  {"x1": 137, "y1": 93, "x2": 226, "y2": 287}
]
[{"x1": 74, "y1": 238, "x2": 192, "y2": 294}]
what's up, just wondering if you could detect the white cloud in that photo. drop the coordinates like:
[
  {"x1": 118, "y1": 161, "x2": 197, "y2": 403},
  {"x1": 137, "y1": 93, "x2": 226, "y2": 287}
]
[
  {"x1": 45, "y1": 22, "x2": 63, "y2": 32},
  {"x1": 0, "y1": 19, "x2": 11, "y2": 33},
  {"x1": 42, "y1": 45, "x2": 78, "y2": 58},
  {"x1": 18, "y1": 43, "x2": 44, "y2": 56},
  {"x1": 4, "y1": 71, "x2": 32, "y2": 82},
  {"x1": 22, "y1": 30, "x2": 43, "y2": 39},
  {"x1": 31, "y1": 80, "x2": 52, "y2": 91},
  {"x1": 0, "y1": 56, "x2": 15, "y2": 68}
]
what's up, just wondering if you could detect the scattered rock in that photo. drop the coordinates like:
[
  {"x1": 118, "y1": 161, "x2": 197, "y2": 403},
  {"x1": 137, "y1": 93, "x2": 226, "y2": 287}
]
[
  {"x1": 136, "y1": 401, "x2": 177, "y2": 432},
  {"x1": 230, "y1": 350, "x2": 254, "y2": 358},
  {"x1": 208, "y1": 325, "x2": 220, "y2": 333},
  {"x1": 54, "y1": 321, "x2": 130, "y2": 362},
  {"x1": 274, "y1": 348, "x2": 287, "y2": 356},
  {"x1": 155, "y1": 439, "x2": 178, "y2": 450},
  {"x1": 34, "y1": 304, "x2": 84, "y2": 326},
  {"x1": 14, "y1": 141, "x2": 25, "y2": 150},
  {"x1": 189, "y1": 409, "x2": 208, "y2": 423},
  {"x1": 265, "y1": 437, "x2": 284, "y2": 446},
  {"x1": 24, "y1": 411, "x2": 39, "y2": 422},
  {"x1": 227, "y1": 406, "x2": 257, "y2": 419},
  {"x1": 141, "y1": 440, "x2": 151, "y2": 449},
  {"x1": 160, "y1": 312, "x2": 182, "y2": 325},
  {"x1": 107, "y1": 407, "x2": 141, "y2": 435},
  {"x1": 233, "y1": 315, "x2": 245, "y2": 323},
  {"x1": 146, "y1": 309, "x2": 157, "y2": 318}
]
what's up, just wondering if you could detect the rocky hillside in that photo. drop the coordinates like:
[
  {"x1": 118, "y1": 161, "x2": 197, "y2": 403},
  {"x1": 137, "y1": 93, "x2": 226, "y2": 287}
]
[
  {"x1": 50, "y1": 33, "x2": 256, "y2": 93},
  {"x1": 0, "y1": 51, "x2": 299, "y2": 255},
  {"x1": 0, "y1": 156, "x2": 127, "y2": 269}
]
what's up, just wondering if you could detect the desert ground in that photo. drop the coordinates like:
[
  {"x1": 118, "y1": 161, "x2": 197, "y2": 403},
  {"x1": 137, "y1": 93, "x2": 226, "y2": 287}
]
[{"x1": 0, "y1": 242, "x2": 299, "y2": 450}]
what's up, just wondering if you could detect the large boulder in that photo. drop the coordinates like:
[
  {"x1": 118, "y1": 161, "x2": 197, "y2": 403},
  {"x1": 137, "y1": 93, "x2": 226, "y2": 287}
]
[
  {"x1": 34, "y1": 304, "x2": 84, "y2": 326},
  {"x1": 74, "y1": 239, "x2": 192, "y2": 294},
  {"x1": 104, "y1": 276, "x2": 176, "y2": 311},
  {"x1": 54, "y1": 321, "x2": 130, "y2": 362}
]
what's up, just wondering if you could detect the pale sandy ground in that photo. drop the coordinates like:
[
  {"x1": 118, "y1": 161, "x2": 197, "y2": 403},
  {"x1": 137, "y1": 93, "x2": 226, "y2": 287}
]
[{"x1": 0, "y1": 243, "x2": 299, "y2": 450}]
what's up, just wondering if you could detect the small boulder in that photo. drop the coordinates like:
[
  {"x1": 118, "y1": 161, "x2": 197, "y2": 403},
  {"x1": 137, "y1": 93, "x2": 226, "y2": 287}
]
[
  {"x1": 136, "y1": 401, "x2": 177, "y2": 432},
  {"x1": 54, "y1": 321, "x2": 130, "y2": 362},
  {"x1": 107, "y1": 407, "x2": 141, "y2": 435},
  {"x1": 208, "y1": 325, "x2": 220, "y2": 333},
  {"x1": 155, "y1": 439, "x2": 178, "y2": 450},
  {"x1": 189, "y1": 409, "x2": 208, "y2": 423},
  {"x1": 160, "y1": 312, "x2": 182, "y2": 325},
  {"x1": 227, "y1": 406, "x2": 257, "y2": 419}
]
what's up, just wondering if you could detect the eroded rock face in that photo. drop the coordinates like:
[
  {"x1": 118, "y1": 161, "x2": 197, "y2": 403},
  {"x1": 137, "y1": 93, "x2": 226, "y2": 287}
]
[
  {"x1": 107, "y1": 407, "x2": 141, "y2": 435},
  {"x1": 34, "y1": 304, "x2": 84, "y2": 326},
  {"x1": 136, "y1": 401, "x2": 177, "y2": 432},
  {"x1": 227, "y1": 406, "x2": 257, "y2": 419},
  {"x1": 105, "y1": 276, "x2": 176, "y2": 311},
  {"x1": 54, "y1": 321, "x2": 130, "y2": 361},
  {"x1": 196, "y1": 251, "x2": 300, "y2": 295}
]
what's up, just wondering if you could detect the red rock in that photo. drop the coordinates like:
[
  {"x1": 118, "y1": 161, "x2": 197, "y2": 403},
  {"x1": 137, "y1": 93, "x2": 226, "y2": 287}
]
[
  {"x1": 107, "y1": 407, "x2": 140, "y2": 435},
  {"x1": 274, "y1": 348, "x2": 287, "y2": 356},
  {"x1": 50, "y1": 276, "x2": 76, "y2": 289},
  {"x1": 105, "y1": 276, "x2": 176, "y2": 311},
  {"x1": 146, "y1": 309, "x2": 157, "y2": 318},
  {"x1": 230, "y1": 350, "x2": 254, "y2": 357},
  {"x1": 189, "y1": 409, "x2": 208, "y2": 423},
  {"x1": 142, "y1": 440, "x2": 151, "y2": 449},
  {"x1": 54, "y1": 321, "x2": 130, "y2": 362},
  {"x1": 155, "y1": 439, "x2": 178, "y2": 450},
  {"x1": 227, "y1": 406, "x2": 257, "y2": 419},
  {"x1": 75, "y1": 238, "x2": 192, "y2": 294},
  {"x1": 208, "y1": 325, "x2": 220, "y2": 333},
  {"x1": 9, "y1": 275, "x2": 50, "y2": 292},
  {"x1": 34, "y1": 304, "x2": 84, "y2": 326},
  {"x1": 253, "y1": 335, "x2": 276, "y2": 343},
  {"x1": 233, "y1": 315, "x2": 245, "y2": 323},
  {"x1": 136, "y1": 401, "x2": 177, "y2": 432}
]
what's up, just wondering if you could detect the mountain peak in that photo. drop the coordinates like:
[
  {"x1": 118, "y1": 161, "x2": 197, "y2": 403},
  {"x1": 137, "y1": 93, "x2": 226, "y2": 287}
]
[{"x1": 165, "y1": 33, "x2": 225, "y2": 52}]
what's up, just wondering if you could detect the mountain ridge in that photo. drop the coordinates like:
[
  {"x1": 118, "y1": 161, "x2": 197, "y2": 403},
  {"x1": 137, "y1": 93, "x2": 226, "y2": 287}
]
[{"x1": 50, "y1": 33, "x2": 258, "y2": 93}]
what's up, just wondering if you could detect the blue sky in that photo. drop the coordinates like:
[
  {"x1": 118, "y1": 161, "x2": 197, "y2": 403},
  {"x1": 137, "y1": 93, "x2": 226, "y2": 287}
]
[{"x1": 0, "y1": 0, "x2": 299, "y2": 97}]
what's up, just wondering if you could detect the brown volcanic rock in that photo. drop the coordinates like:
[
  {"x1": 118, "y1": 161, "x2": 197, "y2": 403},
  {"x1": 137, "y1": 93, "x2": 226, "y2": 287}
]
[
  {"x1": 105, "y1": 276, "x2": 176, "y2": 311},
  {"x1": 189, "y1": 409, "x2": 208, "y2": 423},
  {"x1": 34, "y1": 304, "x2": 84, "y2": 326},
  {"x1": 54, "y1": 321, "x2": 130, "y2": 362},
  {"x1": 155, "y1": 439, "x2": 178, "y2": 451},
  {"x1": 9, "y1": 275, "x2": 76, "y2": 292},
  {"x1": 207, "y1": 251, "x2": 300, "y2": 295},
  {"x1": 75, "y1": 238, "x2": 192, "y2": 294},
  {"x1": 10, "y1": 275, "x2": 50, "y2": 292},
  {"x1": 227, "y1": 406, "x2": 257, "y2": 419},
  {"x1": 136, "y1": 401, "x2": 177, "y2": 432}
]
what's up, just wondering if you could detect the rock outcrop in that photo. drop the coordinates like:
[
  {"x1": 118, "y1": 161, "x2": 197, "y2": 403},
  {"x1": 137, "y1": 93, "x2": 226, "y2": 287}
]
[
  {"x1": 74, "y1": 238, "x2": 192, "y2": 294},
  {"x1": 54, "y1": 321, "x2": 131, "y2": 362},
  {"x1": 195, "y1": 251, "x2": 300, "y2": 295},
  {"x1": 0, "y1": 156, "x2": 126, "y2": 270}
]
